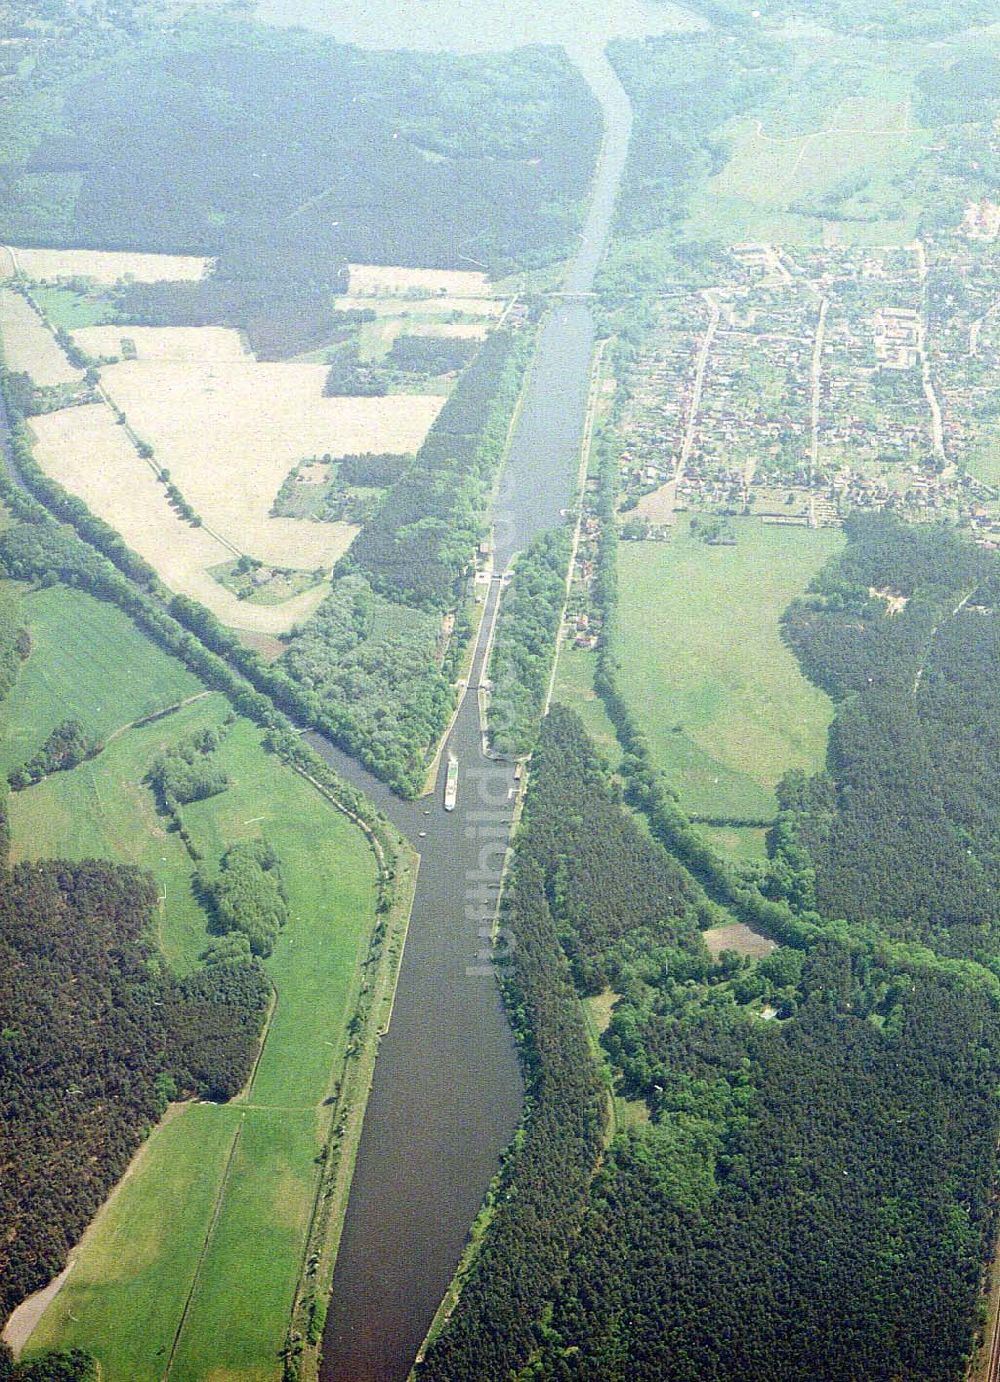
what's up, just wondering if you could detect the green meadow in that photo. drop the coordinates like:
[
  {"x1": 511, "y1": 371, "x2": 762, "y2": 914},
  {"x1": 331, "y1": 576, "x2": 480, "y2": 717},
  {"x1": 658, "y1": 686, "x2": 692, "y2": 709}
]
[
  {"x1": 15, "y1": 583, "x2": 376, "y2": 1381},
  {"x1": 552, "y1": 643, "x2": 622, "y2": 771},
  {"x1": 687, "y1": 74, "x2": 928, "y2": 247},
  {"x1": 615, "y1": 519, "x2": 842, "y2": 823},
  {"x1": 0, "y1": 584, "x2": 202, "y2": 778}
]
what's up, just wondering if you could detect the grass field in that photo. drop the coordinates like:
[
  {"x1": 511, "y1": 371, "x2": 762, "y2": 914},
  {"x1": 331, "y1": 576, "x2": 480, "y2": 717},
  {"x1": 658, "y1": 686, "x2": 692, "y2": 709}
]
[
  {"x1": 616, "y1": 518, "x2": 842, "y2": 822},
  {"x1": 551, "y1": 644, "x2": 622, "y2": 770},
  {"x1": 29, "y1": 285, "x2": 112, "y2": 330},
  {"x1": 703, "y1": 921, "x2": 777, "y2": 961},
  {"x1": 13, "y1": 583, "x2": 378, "y2": 1380},
  {"x1": 698, "y1": 823, "x2": 769, "y2": 862},
  {"x1": 0, "y1": 585, "x2": 202, "y2": 776},
  {"x1": 687, "y1": 81, "x2": 927, "y2": 247}
]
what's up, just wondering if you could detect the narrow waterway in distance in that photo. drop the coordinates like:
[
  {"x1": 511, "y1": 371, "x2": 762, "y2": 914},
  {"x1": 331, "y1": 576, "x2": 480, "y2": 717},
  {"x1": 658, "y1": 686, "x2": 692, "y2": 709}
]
[{"x1": 314, "y1": 43, "x2": 636, "y2": 1382}]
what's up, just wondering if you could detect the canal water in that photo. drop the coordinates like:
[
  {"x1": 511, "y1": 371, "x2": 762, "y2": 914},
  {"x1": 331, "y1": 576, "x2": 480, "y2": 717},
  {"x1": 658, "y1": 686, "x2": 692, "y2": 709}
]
[{"x1": 306, "y1": 37, "x2": 646, "y2": 1381}]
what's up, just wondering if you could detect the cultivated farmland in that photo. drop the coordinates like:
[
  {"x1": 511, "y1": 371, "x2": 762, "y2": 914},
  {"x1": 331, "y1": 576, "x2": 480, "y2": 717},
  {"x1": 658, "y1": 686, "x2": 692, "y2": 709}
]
[
  {"x1": 95, "y1": 357, "x2": 444, "y2": 566},
  {"x1": 0, "y1": 289, "x2": 83, "y2": 386},
  {"x1": 72, "y1": 324, "x2": 249, "y2": 362},
  {"x1": 4, "y1": 246, "x2": 211, "y2": 283},
  {"x1": 22, "y1": 403, "x2": 319, "y2": 634}
]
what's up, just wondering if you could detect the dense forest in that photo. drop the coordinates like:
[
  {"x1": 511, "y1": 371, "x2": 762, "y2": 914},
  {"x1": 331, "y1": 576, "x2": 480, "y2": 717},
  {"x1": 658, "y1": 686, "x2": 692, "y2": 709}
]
[
  {"x1": 0, "y1": 1345, "x2": 96, "y2": 1381},
  {"x1": 421, "y1": 380, "x2": 1000, "y2": 1381},
  {"x1": 0, "y1": 17, "x2": 599, "y2": 354},
  {"x1": 423, "y1": 704, "x2": 1000, "y2": 1381},
  {"x1": 550, "y1": 952, "x2": 1000, "y2": 1381},
  {"x1": 0, "y1": 859, "x2": 269, "y2": 1325},
  {"x1": 280, "y1": 574, "x2": 452, "y2": 797},
  {"x1": 340, "y1": 329, "x2": 528, "y2": 611},
  {"x1": 418, "y1": 708, "x2": 710, "y2": 1380},
  {"x1": 777, "y1": 514, "x2": 1000, "y2": 961},
  {"x1": 487, "y1": 527, "x2": 571, "y2": 759}
]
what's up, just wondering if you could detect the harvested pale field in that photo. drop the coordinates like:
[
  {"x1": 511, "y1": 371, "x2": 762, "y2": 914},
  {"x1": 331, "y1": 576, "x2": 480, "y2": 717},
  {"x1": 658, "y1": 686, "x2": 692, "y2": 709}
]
[
  {"x1": 634, "y1": 479, "x2": 676, "y2": 523},
  {"x1": 7, "y1": 246, "x2": 211, "y2": 283},
  {"x1": 336, "y1": 294, "x2": 505, "y2": 318},
  {"x1": 0, "y1": 289, "x2": 83, "y2": 386},
  {"x1": 98, "y1": 359, "x2": 443, "y2": 567},
  {"x1": 703, "y1": 922, "x2": 778, "y2": 961},
  {"x1": 408, "y1": 321, "x2": 489, "y2": 339},
  {"x1": 71, "y1": 325, "x2": 249, "y2": 363},
  {"x1": 28, "y1": 404, "x2": 328, "y2": 634},
  {"x1": 347, "y1": 263, "x2": 493, "y2": 296}
]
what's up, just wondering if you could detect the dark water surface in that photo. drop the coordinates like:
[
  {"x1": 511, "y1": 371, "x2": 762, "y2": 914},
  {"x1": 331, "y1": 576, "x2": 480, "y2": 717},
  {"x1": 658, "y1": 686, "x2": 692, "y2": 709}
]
[{"x1": 310, "y1": 41, "x2": 643, "y2": 1382}]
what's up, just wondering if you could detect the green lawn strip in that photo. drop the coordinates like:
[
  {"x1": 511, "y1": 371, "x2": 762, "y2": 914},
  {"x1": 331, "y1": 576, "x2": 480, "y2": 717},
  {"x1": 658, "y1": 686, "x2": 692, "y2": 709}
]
[
  {"x1": 697, "y1": 823, "x2": 769, "y2": 863},
  {"x1": 166, "y1": 1109, "x2": 320, "y2": 1382},
  {"x1": 551, "y1": 645, "x2": 622, "y2": 771},
  {"x1": 615, "y1": 519, "x2": 842, "y2": 819},
  {"x1": 965, "y1": 433, "x2": 1000, "y2": 488},
  {"x1": 28, "y1": 285, "x2": 114, "y2": 330},
  {"x1": 26, "y1": 1103, "x2": 241, "y2": 1382},
  {"x1": 0, "y1": 585, "x2": 202, "y2": 776},
  {"x1": 182, "y1": 718, "x2": 377, "y2": 1108}
]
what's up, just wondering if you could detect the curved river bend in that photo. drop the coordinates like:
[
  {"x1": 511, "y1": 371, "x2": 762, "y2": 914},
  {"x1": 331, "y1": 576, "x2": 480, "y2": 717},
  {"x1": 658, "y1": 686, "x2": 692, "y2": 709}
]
[{"x1": 310, "y1": 44, "x2": 637, "y2": 1382}]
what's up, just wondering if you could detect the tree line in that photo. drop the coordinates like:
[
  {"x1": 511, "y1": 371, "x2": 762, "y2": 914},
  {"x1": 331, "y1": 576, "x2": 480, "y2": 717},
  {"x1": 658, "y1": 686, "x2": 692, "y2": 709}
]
[{"x1": 487, "y1": 527, "x2": 572, "y2": 760}]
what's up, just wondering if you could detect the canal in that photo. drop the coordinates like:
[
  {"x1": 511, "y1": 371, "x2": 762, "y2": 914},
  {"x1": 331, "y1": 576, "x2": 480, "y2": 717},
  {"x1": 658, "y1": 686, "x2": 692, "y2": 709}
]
[{"x1": 313, "y1": 40, "x2": 636, "y2": 1382}]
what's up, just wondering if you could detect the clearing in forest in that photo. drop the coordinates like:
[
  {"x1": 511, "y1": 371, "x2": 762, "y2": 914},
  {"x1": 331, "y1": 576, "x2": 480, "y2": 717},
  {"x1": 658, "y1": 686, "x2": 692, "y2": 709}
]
[
  {"x1": 702, "y1": 922, "x2": 777, "y2": 961},
  {"x1": 616, "y1": 517, "x2": 842, "y2": 822},
  {"x1": 11, "y1": 584, "x2": 378, "y2": 1381},
  {"x1": 344, "y1": 263, "x2": 495, "y2": 297}
]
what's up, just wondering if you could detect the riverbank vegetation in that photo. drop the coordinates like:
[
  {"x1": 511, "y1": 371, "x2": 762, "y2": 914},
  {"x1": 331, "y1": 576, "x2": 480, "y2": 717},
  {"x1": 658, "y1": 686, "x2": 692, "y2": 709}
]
[
  {"x1": 424, "y1": 513, "x2": 1000, "y2": 1381},
  {"x1": 486, "y1": 526, "x2": 571, "y2": 758},
  {"x1": 420, "y1": 705, "x2": 713, "y2": 1381},
  {"x1": 281, "y1": 326, "x2": 536, "y2": 794}
]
